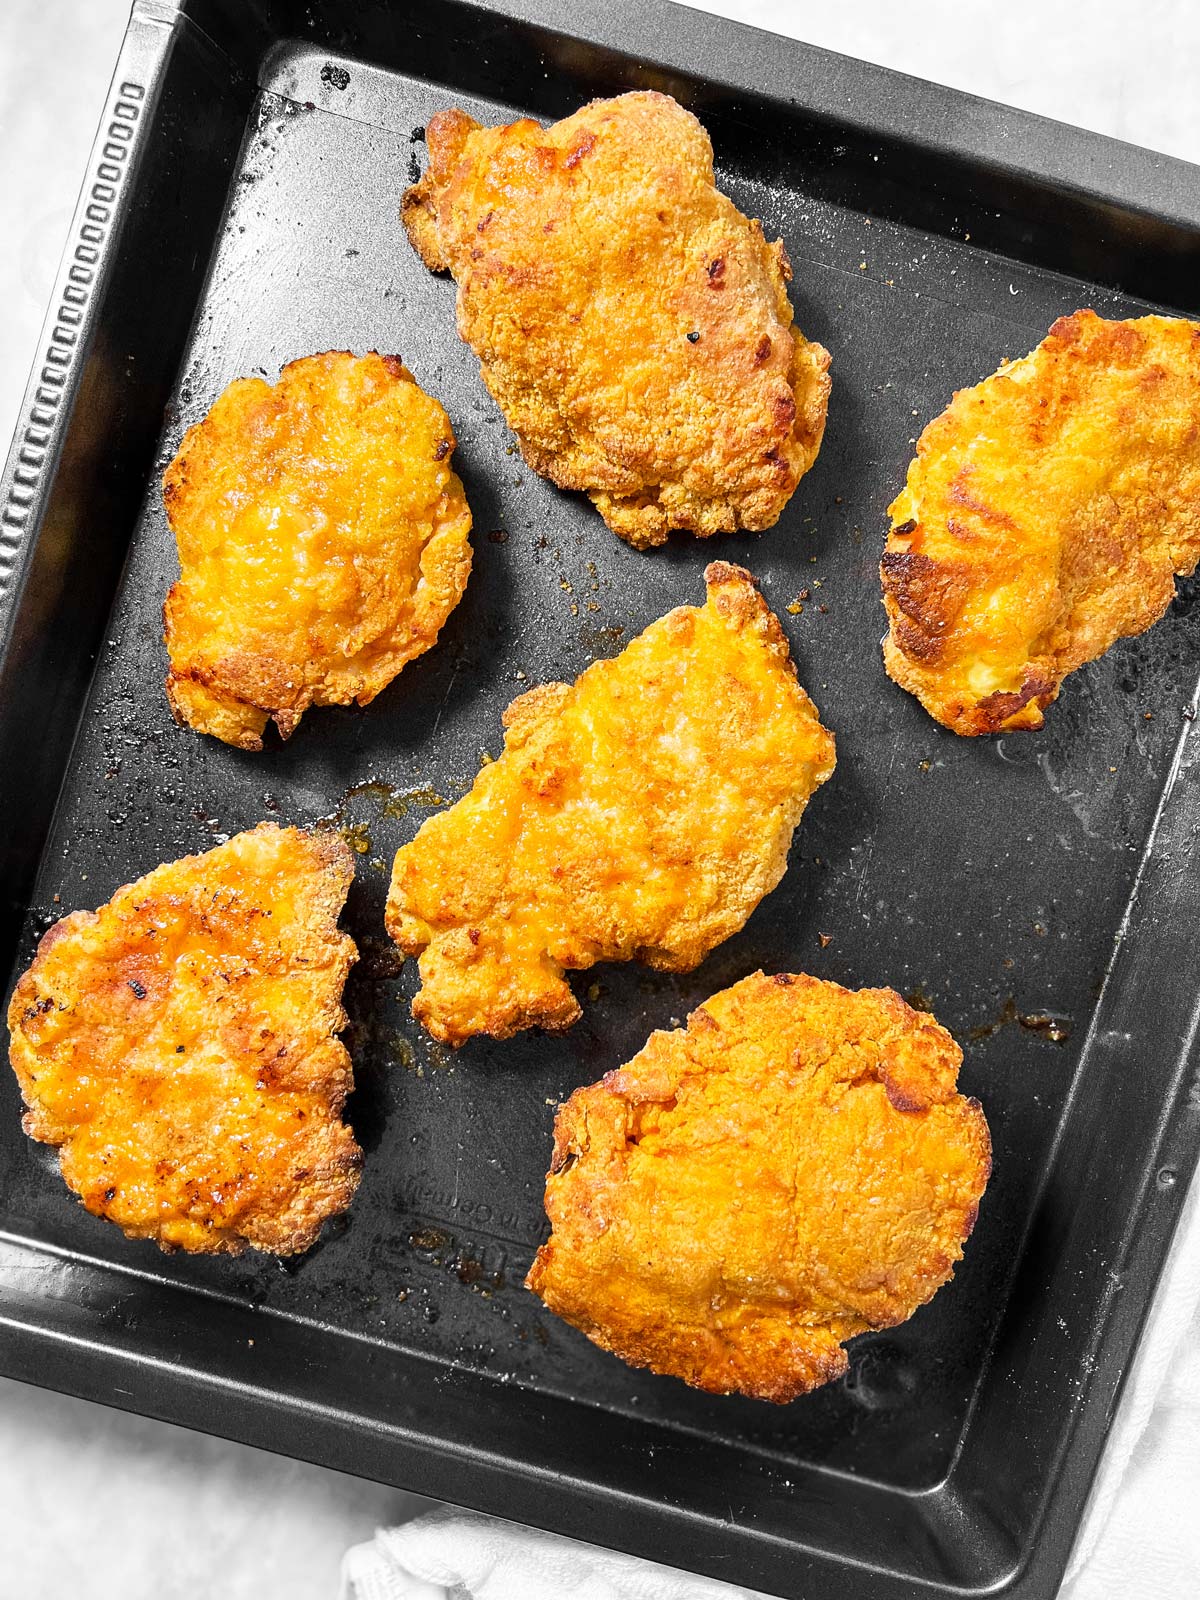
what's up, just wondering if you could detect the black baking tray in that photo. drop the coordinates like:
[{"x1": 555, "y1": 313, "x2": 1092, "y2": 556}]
[{"x1": 2, "y1": 2, "x2": 1199, "y2": 1596}]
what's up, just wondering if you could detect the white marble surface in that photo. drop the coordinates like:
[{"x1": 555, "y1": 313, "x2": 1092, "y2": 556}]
[{"x1": 1, "y1": 3, "x2": 1198, "y2": 1597}]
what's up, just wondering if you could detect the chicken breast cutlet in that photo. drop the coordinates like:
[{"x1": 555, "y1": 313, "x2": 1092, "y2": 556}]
[
  {"x1": 163, "y1": 350, "x2": 472, "y2": 750},
  {"x1": 385, "y1": 564, "x2": 835, "y2": 1046},
  {"x1": 527, "y1": 971, "x2": 991, "y2": 1402},
  {"x1": 6, "y1": 825, "x2": 361, "y2": 1255},
  {"x1": 403, "y1": 91, "x2": 830, "y2": 548},
  {"x1": 882, "y1": 310, "x2": 1200, "y2": 735}
]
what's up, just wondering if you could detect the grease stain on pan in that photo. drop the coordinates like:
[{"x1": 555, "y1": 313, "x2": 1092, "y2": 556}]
[{"x1": 967, "y1": 996, "x2": 1071, "y2": 1045}]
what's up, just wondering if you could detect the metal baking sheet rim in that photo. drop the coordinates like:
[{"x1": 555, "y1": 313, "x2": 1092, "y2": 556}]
[{"x1": 0, "y1": 3, "x2": 1197, "y2": 1599}]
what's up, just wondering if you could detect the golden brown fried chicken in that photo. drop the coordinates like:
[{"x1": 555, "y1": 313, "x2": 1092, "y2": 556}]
[
  {"x1": 6, "y1": 825, "x2": 361, "y2": 1255},
  {"x1": 386, "y1": 564, "x2": 835, "y2": 1045},
  {"x1": 403, "y1": 91, "x2": 830, "y2": 548},
  {"x1": 882, "y1": 310, "x2": 1200, "y2": 735},
  {"x1": 527, "y1": 971, "x2": 991, "y2": 1402},
  {"x1": 163, "y1": 350, "x2": 472, "y2": 750}
]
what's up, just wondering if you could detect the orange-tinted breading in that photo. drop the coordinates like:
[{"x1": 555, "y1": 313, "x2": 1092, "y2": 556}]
[
  {"x1": 527, "y1": 972, "x2": 991, "y2": 1402},
  {"x1": 882, "y1": 310, "x2": 1200, "y2": 735},
  {"x1": 6, "y1": 825, "x2": 361, "y2": 1256},
  {"x1": 163, "y1": 350, "x2": 472, "y2": 750},
  {"x1": 403, "y1": 91, "x2": 830, "y2": 548},
  {"x1": 385, "y1": 564, "x2": 835, "y2": 1046}
]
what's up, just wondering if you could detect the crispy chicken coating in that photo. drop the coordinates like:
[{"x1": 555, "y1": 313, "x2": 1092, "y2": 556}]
[
  {"x1": 527, "y1": 972, "x2": 991, "y2": 1402},
  {"x1": 6, "y1": 825, "x2": 362, "y2": 1255},
  {"x1": 882, "y1": 310, "x2": 1200, "y2": 735},
  {"x1": 386, "y1": 564, "x2": 835, "y2": 1045},
  {"x1": 163, "y1": 351, "x2": 472, "y2": 750},
  {"x1": 403, "y1": 91, "x2": 830, "y2": 548}
]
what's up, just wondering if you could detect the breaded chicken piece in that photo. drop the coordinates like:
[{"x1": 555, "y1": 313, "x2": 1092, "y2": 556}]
[
  {"x1": 6, "y1": 825, "x2": 361, "y2": 1255},
  {"x1": 403, "y1": 91, "x2": 830, "y2": 548},
  {"x1": 527, "y1": 971, "x2": 991, "y2": 1402},
  {"x1": 882, "y1": 310, "x2": 1200, "y2": 735},
  {"x1": 386, "y1": 564, "x2": 835, "y2": 1045},
  {"x1": 163, "y1": 351, "x2": 472, "y2": 750}
]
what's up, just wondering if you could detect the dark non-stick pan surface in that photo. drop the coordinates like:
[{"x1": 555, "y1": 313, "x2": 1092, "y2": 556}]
[{"x1": 2, "y1": 4, "x2": 1199, "y2": 1597}]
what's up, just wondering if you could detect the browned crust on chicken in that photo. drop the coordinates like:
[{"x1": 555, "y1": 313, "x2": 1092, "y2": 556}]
[
  {"x1": 403, "y1": 91, "x2": 829, "y2": 547},
  {"x1": 385, "y1": 564, "x2": 835, "y2": 1045},
  {"x1": 882, "y1": 310, "x2": 1200, "y2": 735},
  {"x1": 163, "y1": 351, "x2": 472, "y2": 749},
  {"x1": 527, "y1": 971, "x2": 991, "y2": 1402},
  {"x1": 7, "y1": 825, "x2": 361, "y2": 1255}
]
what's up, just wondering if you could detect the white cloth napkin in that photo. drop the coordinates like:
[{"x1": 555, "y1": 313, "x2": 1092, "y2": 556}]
[
  {"x1": 338, "y1": 1507, "x2": 767, "y2": 1599},
  {"x1": 1060, "y1": 1170, "x2": 1200, "y2": 1597},
  {"x1": 339, "y1": 1174, "x2": 1200, "y2": 1600}
]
